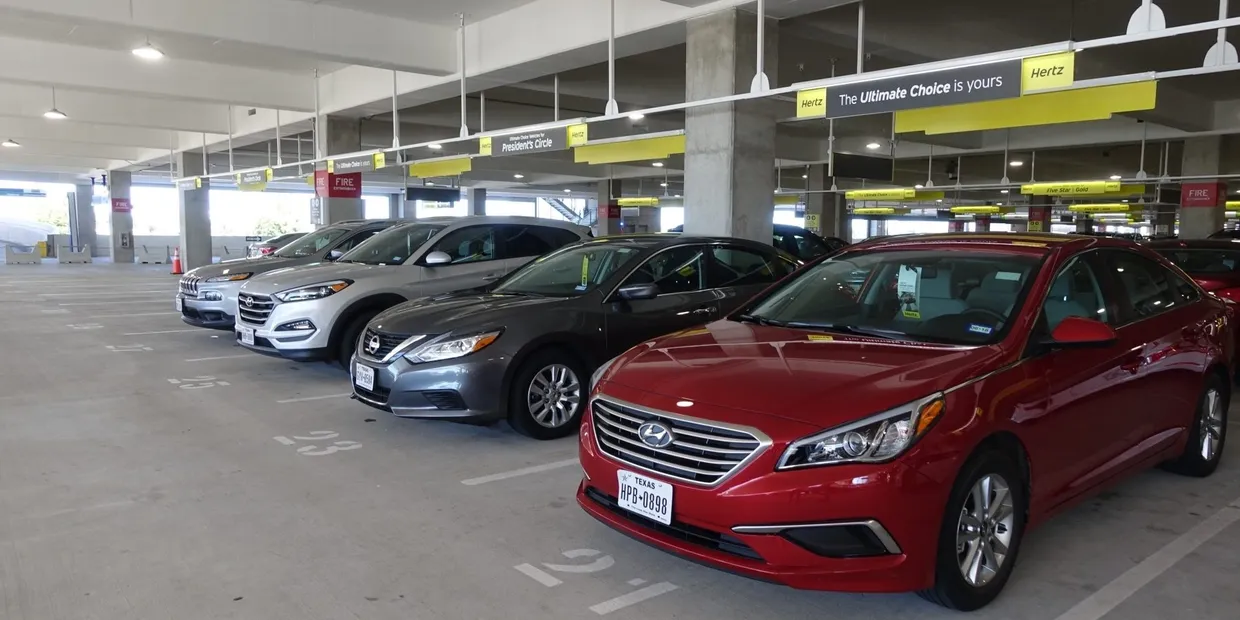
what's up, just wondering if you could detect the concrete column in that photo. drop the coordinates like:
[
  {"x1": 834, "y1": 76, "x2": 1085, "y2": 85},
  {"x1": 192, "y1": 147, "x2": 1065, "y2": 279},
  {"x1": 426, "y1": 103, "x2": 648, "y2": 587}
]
[
  {"x1": 633, "y1": 207, "x2": 660, "y2": 233},
  {"x1": 387, "y1": 193, "x2": 402, "y2": 219},
  {"x1": 802, "y1": 165, "x2": 844, "y2": 238},
  {"x1": 1011, "y1": 221, "x2": 1028, "y2": 233},
  {"x1": 1028, "y1": 197, "x2": 1053, "y2": 233},
  {"x1": 595, "y1": 180, "x2": 621, "y2": 236},
  {"x1": 948, "y1": 220, "x2": 965, "y2": 233},
  {"x1": 108, "y1": 171, "x2": 134, "y2": 264},
  {"x1": 1154, "y1": 186, "x2": 1178, "y2": 237},
  {"x1": 868, "y1": 218, "x2": 887, "y2": 238},
  {"x1": 319, "y1": 117, "x2": 364, "y2": 224},
  {"x1": 975, "y1": 216, "x2": 991, "y2": 233},
  {"x1": 177, "y1": 151, "x2": 212, "y2": 271},
  {"x1": 467, "y1": 188, "x2": 487, "y2": 216},
  {"x1": 683, "y1": 8, "x2": 778, "y2": 242},
  {"x1": 72, "y1": 183, "x2": 98, "y2": 256},
  {"x1": 1076, "y1": 216, "x2": 1094, "y2": 234},
  {"x1": 1179, "y1": 137, "x2": 1225, "y2": 239}
]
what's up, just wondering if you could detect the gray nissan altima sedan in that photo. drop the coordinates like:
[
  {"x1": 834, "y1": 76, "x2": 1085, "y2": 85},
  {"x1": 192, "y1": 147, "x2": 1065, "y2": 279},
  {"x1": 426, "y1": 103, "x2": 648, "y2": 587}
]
[{"x1": 350, "y1": 234, "x2": 800, "y2": 439}]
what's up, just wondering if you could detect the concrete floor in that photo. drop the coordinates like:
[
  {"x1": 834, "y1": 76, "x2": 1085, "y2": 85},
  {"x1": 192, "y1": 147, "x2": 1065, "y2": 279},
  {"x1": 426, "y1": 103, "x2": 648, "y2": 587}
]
[{"x1": 1, "y1": 263, "x2": 1238, "y2": 619}]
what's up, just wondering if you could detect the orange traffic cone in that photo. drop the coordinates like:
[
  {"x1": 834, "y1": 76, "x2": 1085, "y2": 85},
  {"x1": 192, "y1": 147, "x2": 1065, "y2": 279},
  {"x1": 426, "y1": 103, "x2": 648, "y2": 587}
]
[{"x1": 171, "y1": 247, "x2": 183, "y2": 275}]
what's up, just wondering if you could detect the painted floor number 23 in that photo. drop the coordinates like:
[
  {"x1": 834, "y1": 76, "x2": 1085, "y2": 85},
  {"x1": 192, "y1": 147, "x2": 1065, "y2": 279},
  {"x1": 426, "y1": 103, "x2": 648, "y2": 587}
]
[
  {"x1": 273, "y1": 431, "x2": 363, "y2": 456},
  {"x1": 515, "y1": 548, "x2": 678, "y2": 615}
]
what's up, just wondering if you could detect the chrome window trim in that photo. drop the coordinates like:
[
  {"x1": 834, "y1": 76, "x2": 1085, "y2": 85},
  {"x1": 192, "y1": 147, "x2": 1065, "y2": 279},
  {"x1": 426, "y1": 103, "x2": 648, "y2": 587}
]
[
  {"x1": 731, "y1": 519, "x2": 902, "y2": 555},
  {"x1": 591, "y1": 394, "x2": 772, "y2": 489}
]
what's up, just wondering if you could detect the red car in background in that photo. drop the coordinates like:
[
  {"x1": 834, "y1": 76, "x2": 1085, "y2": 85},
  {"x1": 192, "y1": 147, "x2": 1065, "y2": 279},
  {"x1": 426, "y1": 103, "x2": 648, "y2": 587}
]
[
  {"x1": 578, "y1": 233, "x2": 1232, "y2": 611},
  {"x1": 1147, "y1": 239, "x2": 1240, "y2": 303}
]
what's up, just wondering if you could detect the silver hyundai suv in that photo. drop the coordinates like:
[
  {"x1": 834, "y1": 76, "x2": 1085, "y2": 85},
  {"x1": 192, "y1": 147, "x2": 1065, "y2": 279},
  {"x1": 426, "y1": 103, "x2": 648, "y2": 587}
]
[
  {"x1": 233, "y1": 216, "x2": 591, "y2": 366},
  {"x1": 176, "y1": 219, "x2": 403, "y2": 329}
]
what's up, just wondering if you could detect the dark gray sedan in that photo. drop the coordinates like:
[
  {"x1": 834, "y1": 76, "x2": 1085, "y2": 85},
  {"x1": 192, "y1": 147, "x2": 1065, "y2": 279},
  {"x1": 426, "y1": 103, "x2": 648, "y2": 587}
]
[{"x1": 350, "y1": 234, "x2": 800, "y2": 439}]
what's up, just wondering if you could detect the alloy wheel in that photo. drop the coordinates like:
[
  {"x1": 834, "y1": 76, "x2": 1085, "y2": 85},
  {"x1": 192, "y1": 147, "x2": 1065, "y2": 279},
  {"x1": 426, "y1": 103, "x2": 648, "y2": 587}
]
[
  {"x1": 526, "y1": 364, "x2": 581, "y2": 428},
  {"x1": 955, "y1": 473, "x2": 1015, "y2": 588},
  {"x1": 1200, "y1": 388, "x2": 1225, "y2": 462}
]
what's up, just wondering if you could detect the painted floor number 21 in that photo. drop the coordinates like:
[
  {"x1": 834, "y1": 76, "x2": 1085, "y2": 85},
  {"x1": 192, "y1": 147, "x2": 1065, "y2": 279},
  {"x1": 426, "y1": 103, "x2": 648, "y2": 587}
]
[{"x1": 514, "y1": 548, "x2": 678, "y2": 615}]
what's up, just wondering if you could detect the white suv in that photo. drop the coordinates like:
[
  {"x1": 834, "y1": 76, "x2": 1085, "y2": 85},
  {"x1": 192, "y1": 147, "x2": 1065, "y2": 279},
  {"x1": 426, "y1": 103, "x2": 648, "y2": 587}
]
[{"x1": 233, "y1": 216, "x2": 591, "y2": 366}]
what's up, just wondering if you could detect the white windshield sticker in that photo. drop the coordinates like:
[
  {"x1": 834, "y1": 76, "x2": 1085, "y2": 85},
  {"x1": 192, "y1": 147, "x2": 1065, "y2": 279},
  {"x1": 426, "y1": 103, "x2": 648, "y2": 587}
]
[
  {"x1": 995, "y1": 271, "x2": 1021, "y2": 281},
  {"x1": 897, "y1": 265, "x2": 922, "y2": 320}
]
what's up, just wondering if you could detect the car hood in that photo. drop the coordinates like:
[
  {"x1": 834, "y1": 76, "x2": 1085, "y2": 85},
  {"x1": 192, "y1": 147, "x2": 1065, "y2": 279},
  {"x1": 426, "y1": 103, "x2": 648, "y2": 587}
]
[
  {"x1": 602, "y1": 321, "x2": 1006, "y2": 429},
  {"x1": 371, "y1": 292, "x2": 564, "y2": 335},
  {"x1": 240, "y1": 261, "x2": 408, "y2": 294},
  {"x1": 184, "y1": 255, "x2": 307, "y2": 280}
]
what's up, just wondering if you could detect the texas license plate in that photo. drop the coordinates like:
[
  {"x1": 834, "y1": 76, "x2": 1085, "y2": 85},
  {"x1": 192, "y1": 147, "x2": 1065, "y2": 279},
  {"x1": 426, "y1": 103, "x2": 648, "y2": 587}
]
[
  {"x1": 175, "y1": 296, "x2": 183, "y2": 312},
  {"x1": 239, "y1": 326, "x2": 255, "y2": 346},
  {"x1": 617, "y1": 470, "x2": 673, "y2": 525},
  {"x1": 354, "y1": 363, "x2": 375, "y2": 391}
]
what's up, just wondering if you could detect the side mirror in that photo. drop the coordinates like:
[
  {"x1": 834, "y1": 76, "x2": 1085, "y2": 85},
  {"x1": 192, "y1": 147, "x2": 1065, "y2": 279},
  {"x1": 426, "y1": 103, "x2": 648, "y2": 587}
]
[
  {"x1": 1048, "y1": 316, "x2": 1117, "y2": 348},
  {"x1": 617, "y1": 283, "x2": 659, "y2": 301},
  {"x1": 326, "y1": 249, "x2": 344, "y2": 261},
  {"x1": 424, "y1": 251, "x2": 452, "y2": 266}
]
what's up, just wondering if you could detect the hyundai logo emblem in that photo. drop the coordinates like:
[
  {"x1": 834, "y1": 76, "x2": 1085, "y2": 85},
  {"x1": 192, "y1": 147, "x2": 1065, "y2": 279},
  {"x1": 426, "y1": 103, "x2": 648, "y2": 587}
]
[
  {"x1": 637, "y1": 422, "x2": 674, "y2": 448},
  {"x1": 365, "y1": 335, "x2": 381, "y2": 355},
  {"x1": 242, "y1": 296, "x2": 254, "y2": 307}
]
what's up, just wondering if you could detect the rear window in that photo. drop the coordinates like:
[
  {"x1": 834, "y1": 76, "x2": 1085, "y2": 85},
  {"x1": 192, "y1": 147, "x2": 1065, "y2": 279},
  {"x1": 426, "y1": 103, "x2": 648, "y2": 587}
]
[{"x1": 1155, "y1": 248, "x2": 1240, "y2": 274}]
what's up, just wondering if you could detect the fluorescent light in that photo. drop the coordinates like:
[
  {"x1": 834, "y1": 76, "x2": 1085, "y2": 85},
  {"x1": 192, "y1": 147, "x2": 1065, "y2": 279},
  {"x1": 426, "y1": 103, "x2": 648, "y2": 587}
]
[
  {"x1": 43, "y1": 109, "x2": 67, "y2": 120},
  {"x1": 865, "y1": 142, "x2": 882, "y2": 150},
  {"x1": 936, "y1": 199, "x2": 944, "y2": 203},
  {"x1": 1000, "y1": 189, "x2": 1010, "y2": 194},
  {"x1": 513, "y1": 174, "x2": 524, "y2": 179},
  {"x1": 425, "y1": 181, "x2": 434, "y2": 186},
  {"x1": 428, "y1": 143, "x2": 442, "y2": 150},
  {"x1": 563, "y1": 189, "x2": 571, "y2": 193},
  {"x1": 674, "y1": 194, "x2": 681, "y2": 198},
  {"x1": 628, "y1": 113, "x2": 645, "y2": 120},
  {"x1": 1109, "y1": 174, "x2": 1122, "y2": 180},
  {"x1": 801, "y1": 174, "x2": 808, "y2": 179},
  {"x1": 652, "y1": 162, "x2": 664, "y2": 168},
  {"x1": 1009, "y1": 160, "x2": 1024, "y2": 167},
  {"x1": 131, "y1": 44, "x2": 164, "y2": 60},
  {"x1": 914, "y1": 184, "x2": 924, "y2": 189},
  {"x1": 1, "y1": 140, "x2": 19, "y2": 148},
  {"x1": 660, "y1": 182, "x2": 668, "y2": 187}
]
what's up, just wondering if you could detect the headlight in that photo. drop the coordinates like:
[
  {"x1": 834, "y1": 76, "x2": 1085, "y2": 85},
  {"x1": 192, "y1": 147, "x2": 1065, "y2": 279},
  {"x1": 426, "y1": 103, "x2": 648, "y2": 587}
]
[
  {"x1": 205, "y1": 273, "x2": 252, "y2": 282},
  {"x1": 404, "y1": 330, "x2": 502, "y2": 363},
  {"x1": 591, "y1": 357, "x2": 617, "y2": 392},
  {"x1": 274, "y1": 280, "x2": 351, "y2": 303},
  {"x1": 777, "y1": 394, "x2": 945, "y2": 470}
]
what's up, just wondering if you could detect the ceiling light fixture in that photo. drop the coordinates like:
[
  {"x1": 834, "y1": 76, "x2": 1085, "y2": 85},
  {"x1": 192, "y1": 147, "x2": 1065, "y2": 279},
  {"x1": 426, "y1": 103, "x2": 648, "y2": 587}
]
[
  {"x1": 866, "y1": 142, "x2": 882, "y2": 150},
  {"x1": 936, "y1": 199, "x2": 944, "y2": 203},
  {"x1": 425, "y1": 181, "x2": 435, "y2": 186},
  {"x1": 513, "y1": 174, "x2": 524, "y2": 179},
  {"x1": 428, "y1": 143, "x2": 442, "y2": 150},
  {"x1": 132, "y1": 41, "x2": 164, "y2": 60},
  {"x1": 1000, "y1": 189, "x2": 1010, "y2": 194},
  {"x1": 660, "y1": 182, "x2": 668, "y2": 187},
  {"x1": 1009, "y1": 160, "x2": 1024, "y2": 167},
  {"x1": 652, "y1": 162, "x2": 664, "y2": 168},
  {"x1": 914, "y1": 184, "x2": 924, "y2": 189},
  {"x1": 629, "y1": 113, "x2": 645, "y2": 120},
  {"x1": 674, "y1": 194, "x2": 681, "y2": 198},
  {"x1": 1109, "y1": 174, "x2": 1122, "y2": 180},
  {"x1": 1, "y1": 139, "x2": 19, "y2": 148},
  {"x1": 44, "y1": 87, "x2": 66, "y2": 120},
  {"x1": 563, "y1": 188, "x2": 572, "y2": 193}
]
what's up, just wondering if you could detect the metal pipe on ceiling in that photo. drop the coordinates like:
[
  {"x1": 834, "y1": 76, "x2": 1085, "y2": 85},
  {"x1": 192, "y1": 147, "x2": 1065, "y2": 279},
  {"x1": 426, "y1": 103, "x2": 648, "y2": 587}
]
[
  {"x1": 275, "y1": 110, "x2": 283, "y2": 166},
  {"x1": 856, "y1": 1, "x2": 866, "y2": 75},
  {"x1": 458, "y1": 13, "x2": 469, "y2": 138},
  {"x1": 392, "y1": 69, "x2": 400, "y2": 150},
  {"x1": 553, "y1": 74, "x2": 560, "y2": 121},
  {"x1": 605, "y1": 0, "x2": 618, "y2": 115},
  {"x1": 227, "y1": 105, "x2": 235, "y2": 172},
  {"x1": 313, "y1": 69, "x2": 322, "y2": 160}
]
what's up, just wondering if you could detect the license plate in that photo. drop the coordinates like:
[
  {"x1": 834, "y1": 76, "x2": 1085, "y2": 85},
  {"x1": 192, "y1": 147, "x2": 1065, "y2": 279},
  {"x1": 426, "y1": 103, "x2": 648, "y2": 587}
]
[
  {"x1": 354, "y1": 363, "x2": 375, "y2": 391},
  {"x1": 175, "y1": 296, "x2": 183, "y2": 312},
  {"x1": 617, "y1": 470, "x2": 673, "y2": 525},
  {"x1": 239, "y1": 326, "x2": 255, "y2": 346}
]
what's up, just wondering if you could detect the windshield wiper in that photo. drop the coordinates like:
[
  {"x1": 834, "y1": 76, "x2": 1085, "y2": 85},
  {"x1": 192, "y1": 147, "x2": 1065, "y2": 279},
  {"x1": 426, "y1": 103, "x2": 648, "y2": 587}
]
[
  {"x1": 798, "y1": 324, "x2": 915, "y2": 341},
  {"x1": 734, "y1": 314, "x2": 790, "y2": 327}
]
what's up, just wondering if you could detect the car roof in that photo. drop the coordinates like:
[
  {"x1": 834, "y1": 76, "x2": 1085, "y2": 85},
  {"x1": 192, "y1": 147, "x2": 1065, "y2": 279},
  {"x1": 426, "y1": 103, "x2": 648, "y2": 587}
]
[
  {"x1": 581, "y1": 233, "x2": 783, "y2": 250},
  {"x1": 1146, "y1": 239, "x2": 1240, "y2": 250},
  {"x1": 851, "y1": 232, "x2": 1142, "y2": 254},
  {"x1": 375, "y1": 215, "x2": 591, "y2": 232}
]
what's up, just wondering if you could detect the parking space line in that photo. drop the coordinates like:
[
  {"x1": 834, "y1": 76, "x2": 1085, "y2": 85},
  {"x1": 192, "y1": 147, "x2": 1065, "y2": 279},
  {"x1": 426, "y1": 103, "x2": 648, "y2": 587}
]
[
  {"x1": 59, "y1": 301, "x2": 159, "y2": 306},
  {"x1": 91, "y1": 312, "x2": 180, "y2": 318},
  {"x1": 185, "y1": 354, "x2": 253, "y2": 362},
  {"x1": 461, "y1": 458, "x2": 579, "y2": 486},
  {"x1": 123, "y1": 329, "x2": 199, "y2": 336},
  {"x1": 276, "y1": 393, "x2": 351, "y2": 404},
  {"x1": 513, "y1": 563, "x2": 563, "y2": 587},
  {"x1": 588, "y1": 582, "x2": 679, "y2": 615},
  {"x1": 1053, "y1": 498, "x2": 1240, "y2": 620}
]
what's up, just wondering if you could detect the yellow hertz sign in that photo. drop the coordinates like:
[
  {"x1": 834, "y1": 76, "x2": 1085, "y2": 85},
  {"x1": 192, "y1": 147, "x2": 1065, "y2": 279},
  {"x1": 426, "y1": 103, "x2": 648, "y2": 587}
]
[
  {"x1": 1021, "y1": 51, "x2": 1076, "y2": 94},
  {"x1": 846, "y1": 188, "x2": 915, "y2": 200},
  {"x1": 567, "y1": 124, "x2": 589, "y2": 147},
  {"x1": 1068, "y1": 203, "x2": 1130, "y2": 214},
  {"x1": 1022, "y1": 181, "x2": 1122, "y2": 196},
  {"x1": 796, "y1": 87, "x2": 827, "y2": 119},
  {"x1": 617, "y1": 197, "x2": 659, "y2": 207}
]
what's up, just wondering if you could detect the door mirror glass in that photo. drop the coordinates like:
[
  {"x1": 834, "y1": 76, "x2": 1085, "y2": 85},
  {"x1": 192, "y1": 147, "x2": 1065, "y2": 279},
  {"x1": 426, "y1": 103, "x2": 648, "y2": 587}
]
[
  {"x1": 617, "y1": 283, "x2": 659, "y2": 301},
  {"x1": 326, "y1": 249, "x2": 344, "y2": 261},
  {"x1": 424, "y1": 250, "x2": 453, "y2": 265},
  {"x1": 1049, "y1": 316, "x2": 1117, "y2": 348}
]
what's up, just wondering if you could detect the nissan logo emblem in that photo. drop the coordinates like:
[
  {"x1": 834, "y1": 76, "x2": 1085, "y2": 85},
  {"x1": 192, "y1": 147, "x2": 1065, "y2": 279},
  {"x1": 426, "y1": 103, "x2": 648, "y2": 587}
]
[
  {"x1": 365, "y1": 335, "x2": 381, "y2": 355},
  {"x1": 637, "y1": 422, "x2": 674, "y2": 449}
]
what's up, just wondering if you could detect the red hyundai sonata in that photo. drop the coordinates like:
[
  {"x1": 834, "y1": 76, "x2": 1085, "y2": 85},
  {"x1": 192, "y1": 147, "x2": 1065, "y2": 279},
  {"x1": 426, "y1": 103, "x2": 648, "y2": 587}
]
[{"x1": 577, "y1": 233, "x2": 1233, "y2": 611}]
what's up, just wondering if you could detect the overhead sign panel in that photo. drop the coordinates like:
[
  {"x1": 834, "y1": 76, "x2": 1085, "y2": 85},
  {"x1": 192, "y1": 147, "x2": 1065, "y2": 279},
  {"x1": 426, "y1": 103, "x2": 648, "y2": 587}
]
[
  {"x1": 617, "y1": 197, "x2": 659, "y2": 207},
  {"x1": 1022, "y1": 181, "x2": 1122, "y2": 196},
  {"x1": 484, "y1": 128, "x2": 569, "y2": 157},
  {"x1": 177, "y1": 178, "x2": 202, "y2": 190},
  {"x1": 1068, "y1": 203, "x2": 1131, "y2": 214},
  {"x1": 567, "y1": 124, "x2": 589, "y2": 147},
  {"x1": 1021, "y1": 51, "x2": 1076, "y2": 93},
  {"x1": 844, "y1": 188, "x2": 945, "y2": 201},
  {"x1": 796, "y1": 88, "x2": 827, "y2": 119},
  {"x1": 328, "y1": 152, "x2": 386, "y2": 173},
  {"x1": 827, "y1": 60, "x2": 1022, "y2": 118}
]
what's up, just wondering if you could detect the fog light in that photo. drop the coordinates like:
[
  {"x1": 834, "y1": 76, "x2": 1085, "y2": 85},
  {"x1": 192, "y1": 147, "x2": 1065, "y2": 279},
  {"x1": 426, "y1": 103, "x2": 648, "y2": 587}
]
[
  {"x1": 276, "y1": 320, "x2": 315, "y2": 332},
  {"x1": 200, "y1": 291, "x2": 223, "y2": 301}
]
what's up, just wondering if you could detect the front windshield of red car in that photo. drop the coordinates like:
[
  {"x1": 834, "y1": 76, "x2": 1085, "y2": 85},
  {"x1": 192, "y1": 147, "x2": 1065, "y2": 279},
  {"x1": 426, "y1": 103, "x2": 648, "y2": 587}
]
[{"x1": 738, "y1": 248, "x2": 1042, "y2": 345}]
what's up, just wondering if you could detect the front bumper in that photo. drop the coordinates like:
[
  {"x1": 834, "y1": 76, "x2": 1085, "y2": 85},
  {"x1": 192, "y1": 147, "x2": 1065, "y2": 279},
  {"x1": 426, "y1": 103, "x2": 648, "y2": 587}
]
[
  {"x1": 349, "y1": 353, "x2": 509, "y2": 422},
  {"x1": 234, "y1": 296, "x2": 340, "y2": 361},
  {"x1": 575, "y1": 392, "x2": 948, "y2": 593},
  {"x1": 178, "y1": 282, "x2": 243, "y2": 329}
]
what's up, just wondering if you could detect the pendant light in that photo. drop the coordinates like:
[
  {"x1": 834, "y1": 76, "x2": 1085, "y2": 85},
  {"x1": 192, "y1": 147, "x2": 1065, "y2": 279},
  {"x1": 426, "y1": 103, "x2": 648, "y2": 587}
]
[{"x1": 44, "y1": 87, "x2": 67, "y2": 120}]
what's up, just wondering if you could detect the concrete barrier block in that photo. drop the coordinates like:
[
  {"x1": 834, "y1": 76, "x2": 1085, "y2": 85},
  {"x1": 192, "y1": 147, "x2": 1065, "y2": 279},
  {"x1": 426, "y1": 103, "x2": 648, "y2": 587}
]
[
  {"x1": 4, "y1": 244, "x2": 42, "y2": 265},
  {"x1": 58, "y1": 245, "x2": 93, "y2": 264},
  {"x1": 137, "y1": 245, "x2": 170, "y2": 264}
]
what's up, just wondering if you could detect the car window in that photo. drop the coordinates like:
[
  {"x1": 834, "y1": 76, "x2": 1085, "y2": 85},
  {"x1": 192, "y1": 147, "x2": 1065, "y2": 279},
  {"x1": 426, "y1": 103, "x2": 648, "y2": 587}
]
[
  {"x1": 708, "y1": 246, "x2": 795, "y2": 288},
  {"x1": 495, "y1": 243, "x2": 646, "y2": 297},
  {"x1": 1042, "y1": 255, "x2": 1111, "y2": 331},
  {"x1": 338, "y1": 224, "x2": 445, "y2": 265},
  {"x1": 428, "y1": 225, "x2": 497, "y2": 265},
  {"x1": 529, "y1": 226, "x2": 583, "y2": 250},
  {"x1": 332, "y1": 229, "x2": 380, "y2": 254},
  {"x1": 499, "y1": 225, "x2": 559, "y2": 259},
  {"x1": 790, "y1": 232, "x2": 831, "y2": 259},
  {"x1": 273, "y1": 227, "x2": 348, "y2": 258},
  {"x1": 619, "y1": 246, "x2": 708, "y2": 295},
  {"x1": 1102, "y1": 251, "x2": 1199, "y2": 323},
  {"x1": 1154, "y1": 248, "x2": 1240, "y2": 275}
]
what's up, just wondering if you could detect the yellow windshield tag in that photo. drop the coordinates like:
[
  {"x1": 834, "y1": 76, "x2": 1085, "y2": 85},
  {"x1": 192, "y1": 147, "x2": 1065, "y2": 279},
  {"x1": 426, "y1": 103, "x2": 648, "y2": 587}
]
[{"x1": 579, "y1": 255, "x2": 590, "y2": 290}]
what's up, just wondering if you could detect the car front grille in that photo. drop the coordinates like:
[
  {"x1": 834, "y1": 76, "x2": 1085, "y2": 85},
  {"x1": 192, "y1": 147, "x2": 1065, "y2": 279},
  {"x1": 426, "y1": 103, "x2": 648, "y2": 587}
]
[
  {"x1": 237, "y1": 293, "x2": 275, "y2": 325},
  {"x1": 591, "y1": 398, "x2": 767, "y2": 487},
  {"x1": 179, "y1": 275, "x2": 200, "y2": 296},
  {"x1": 358, "y1": 328, "x2": 413, "y2": 362}
]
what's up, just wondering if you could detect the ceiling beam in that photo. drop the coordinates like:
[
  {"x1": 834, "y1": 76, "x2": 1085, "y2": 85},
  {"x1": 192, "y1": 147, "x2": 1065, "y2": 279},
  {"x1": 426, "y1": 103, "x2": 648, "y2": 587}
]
[{"x1": 0, "y1": 84, "x2": 230, "y2": 133}]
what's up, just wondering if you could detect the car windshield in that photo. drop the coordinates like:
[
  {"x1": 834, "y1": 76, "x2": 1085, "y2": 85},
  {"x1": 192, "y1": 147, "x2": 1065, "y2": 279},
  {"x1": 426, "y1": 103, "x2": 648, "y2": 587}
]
[
  {"x1": 1155, "y1": 248, "x2": 1240, "y2": 274},
  {"x1": 338, "y1": 223, "x2": 445, "y2": 265},
  {"x1": 738, "y1": 249, "x2": 1042, "y2": 345},
  {"x1": 494, "y1": 243, "x2": 646, "y2": 297},
  {"x1": 273, "y1": 228, "x2": 347, "y2": 258}
]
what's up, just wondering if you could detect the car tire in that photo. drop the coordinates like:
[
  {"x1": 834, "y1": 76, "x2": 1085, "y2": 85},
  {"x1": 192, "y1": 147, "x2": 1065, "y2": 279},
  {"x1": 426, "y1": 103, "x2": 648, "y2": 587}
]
[
  {"x1": 508, "y1": 347, "x2": 589, "y2": 440},
  {"x1": 336, "y1": 310, "x2": 380, "y2": 369},
  {"x1": 1162, "y1": 374, "x2": 1228, "y2": 478},
  {"x1": 918, "y1": 449, "x2": 1027, "y2": 611}
]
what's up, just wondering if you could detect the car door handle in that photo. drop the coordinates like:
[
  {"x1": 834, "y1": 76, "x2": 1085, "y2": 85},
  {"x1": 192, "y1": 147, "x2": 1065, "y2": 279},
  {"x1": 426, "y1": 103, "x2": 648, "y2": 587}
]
[
  {"x1": 482, "y1": 274, "x2": 501, "y2": 281},
  {"x1": 691, "y1": 306, "x2": 717, "y2": 316},
  {"x1": 1120, "y1": 356, "x2": 1143, "y2": 374}
]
